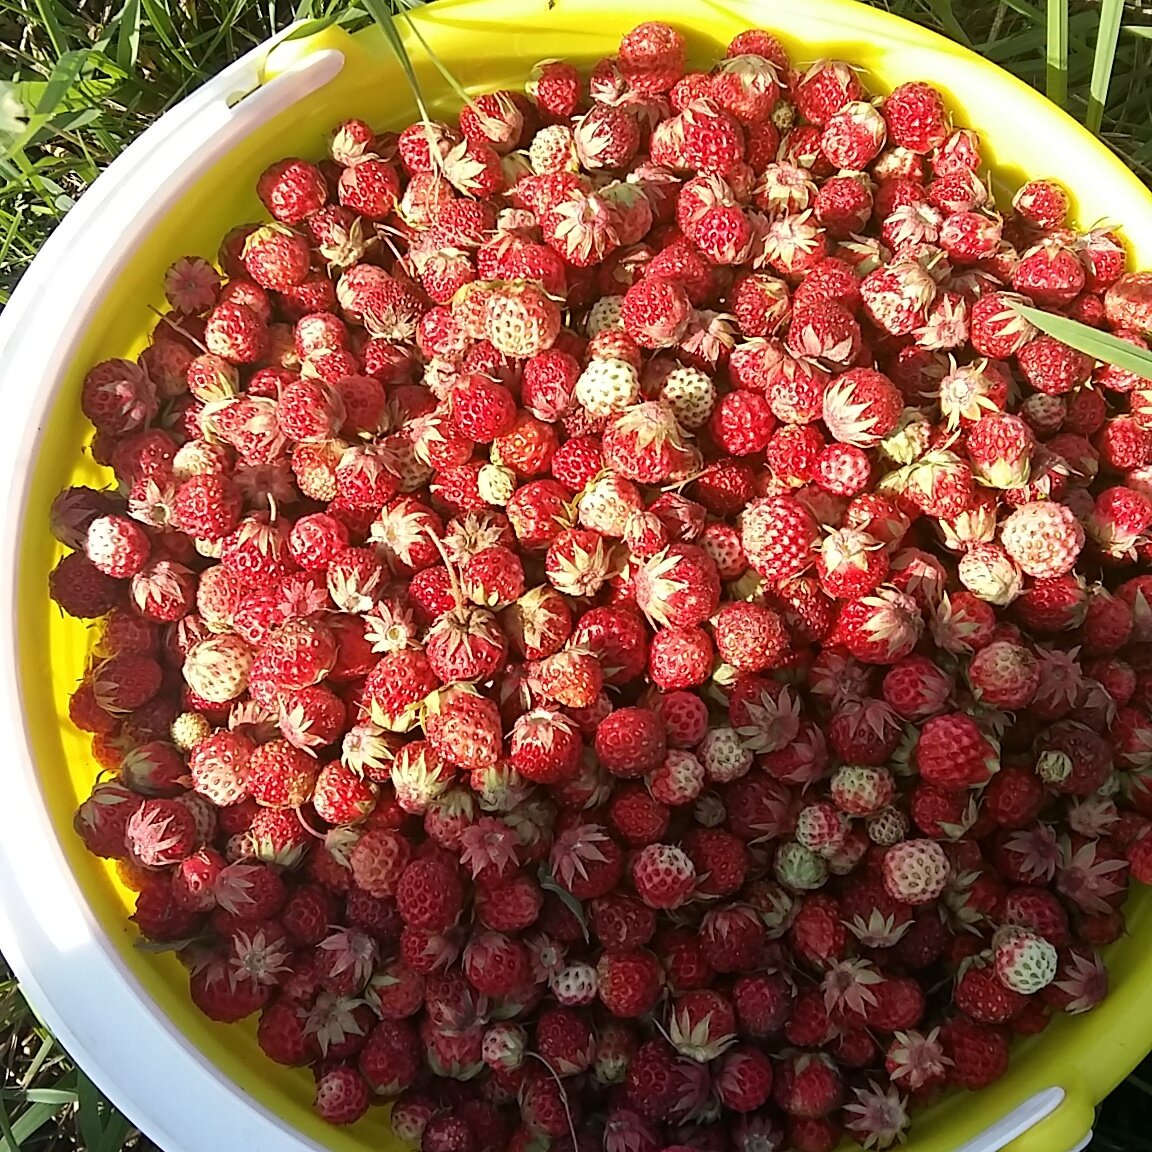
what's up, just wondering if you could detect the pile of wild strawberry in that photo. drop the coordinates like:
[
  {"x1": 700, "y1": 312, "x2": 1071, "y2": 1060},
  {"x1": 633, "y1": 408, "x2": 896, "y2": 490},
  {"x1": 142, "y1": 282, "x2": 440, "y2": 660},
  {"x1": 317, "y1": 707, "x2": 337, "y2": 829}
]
[{"x1": 51, "y1": 15, "x2": 1152, "y2": 1151}]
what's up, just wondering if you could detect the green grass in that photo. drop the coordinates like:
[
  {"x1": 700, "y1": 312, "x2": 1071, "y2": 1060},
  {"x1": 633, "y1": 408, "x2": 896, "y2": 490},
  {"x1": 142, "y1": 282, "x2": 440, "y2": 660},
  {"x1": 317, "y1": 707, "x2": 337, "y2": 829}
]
[{"x1": 1, "y1": 0, "x2": 1152, "y2": 1148}]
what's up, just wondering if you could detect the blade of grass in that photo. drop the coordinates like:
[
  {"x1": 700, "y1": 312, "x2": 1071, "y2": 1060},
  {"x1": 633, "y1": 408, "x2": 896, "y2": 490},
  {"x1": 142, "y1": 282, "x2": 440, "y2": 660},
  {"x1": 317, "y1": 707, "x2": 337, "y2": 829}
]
[
  {"x1": 29, "y1": 0, "x2": 70, "y2": 57},
  {"x1": 921, "y1": 0, "x2": 972, "y2": 45},
  {"x1": 19, "y1": 1091, "x2": 77, "y2": 1108},
  {"x1": 0, "y1": 1102, "x2": 63, "y2": 1151},
  {"x1": 1046, "y1": 0, "x2": 1068, "y2": 105},
  {"x1": 361, "y1": 0, "x2": 434, "y2": 125},
  {"x1": 1087, "y1": 0, "x2": 1125, "y2": 132},
  {"x1": 393, "y1": 2, "x2": 483, "y2": 114},
  {"x1": 92, "y1": 1108, "x2": 133, "y2": 1152},
  {"x1": 1011, "y1": 302, "x2": 1152, "y2": 381},
  {"x1": 1127, "y1": 1073, "x2": 1152, "y2": 1095},
  {"x1": 0, "y1": 1097, "x2": 17, "y2": 1152},
  {"x1": 74, "y1": 1073, "x2": 104, "y2": 1152}
]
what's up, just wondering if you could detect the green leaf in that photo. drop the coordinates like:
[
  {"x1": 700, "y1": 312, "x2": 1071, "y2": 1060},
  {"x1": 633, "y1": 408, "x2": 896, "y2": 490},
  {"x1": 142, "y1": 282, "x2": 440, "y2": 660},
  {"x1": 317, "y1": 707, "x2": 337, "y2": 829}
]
[
  {"x1": 1010, "y1": 301, "x2": 1152, "y2": 381},
  {"x1": 536, "y1": 866, "x2": 589, "y2": 942},
  {"x1": 1087, "y1": 0, "x2": 1125, "y2": 132}
]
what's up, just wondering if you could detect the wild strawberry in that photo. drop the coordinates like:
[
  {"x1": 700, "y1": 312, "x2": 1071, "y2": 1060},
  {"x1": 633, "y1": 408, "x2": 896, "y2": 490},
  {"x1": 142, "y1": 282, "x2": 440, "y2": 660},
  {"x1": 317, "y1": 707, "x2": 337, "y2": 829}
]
[
  {"x1": 880, "y1": 654, "x2": 953, "y2": 721},
  {"x1": 713, "y1": 1045, "x2": 774, "y2": 1114},
  {"x1": 602, "y1": 400, "x2": 693, "y2": 485},
  {"x1": 914, "y1": 715, "x2": 998, "y2": 801},
  {"x1": 795, "y1": 59, "x2": 862, "y2": 126},
  {"x1": 965, "y1": 411, "x2": 1034, "y2": 490},
  {"x1": 1017, "y1": 333, "x2": 1093, "y2": 395},
  {"x1": 124, "y1": 797, "x2": 198, "y2": 868},
  {"x1": 955, "y1": 958, "x2": 1028, "y2": 1024},
  {"x1": 940, "y1": 1016, "x2": 1010, "y2": 1090},
  {"x1": 521, "y1": 349, "x2": 580, "y2": 423},
  {"x1": 631, "y1": 843, "x2": 696, "y2": 909},
  {"x1": 1088, "y1": 485, "x2": 1152, "y2": 560},
  {"x1": 939, "y1": 208, "x2": 1002, "y2": 264},
  {"x1": 503, "y1": 707, "x2": 581, "y2": 783},
  {"x1": 647, "y1": 625, "x2": 713, "y2": 690},
  {"x1": 861, "y1": 259, "x2": 937, "y2": 336},
  {"x1": 1104, "y1": 270, "x2": 1152, "y2": 330},
  {"x1": 831, "y1": 587, "x2": 922, "y2": 666},
  {"x1": 968, "y1": 640, "x2": 1040, "y2": 709},
  {"x1": 204, "y1": 301, "x2": 269, "y2": 364},
  {"x1": 820, "y1": 368, "x2": 902, "y2": 448},
  {"x1": 967, "y1": 290, "x2": 1035, "y2": 359},
  {"x1": 546, "y1": 527, "x2": 619, "y2": 601},
  {"x1": 617, "y1": 21, "x2": 685, "y2": 94},
  {"x1": 457, "y1": 545, "x2": 524, "y2": 609},
  {"x1": 238, "y1": 224, "x2": 310, "y2": 292},
  {"x1": 257, "y1": 157, "x2": 327, "y2": 223},
  {"x1": 595, "y1": 706, "x2": 667, "y2": 777},
  {"x1": 85, "y1": 514, "x2": 152, "y2": 579},
  {"x1": 741, "y1": 495, "x2": 818, "y2": 583},
  {"x1": 773, "y1": 1051, "x2": 844, "y2": 1118},
  {"x1": 711, "y1": 601, "x2": 789, "y2": 672},
  {"x1": 571, "y1": 102, "x2": 639, "y2": 170},
  {"x1": 1013, "y1": 239, "x2": 1085, "y2": 306},
  {"x1": 1007, "y1": 178, "x2": 1066, "y2": 229},
  {"x1": 541, "y1": 186, "x2": 620, "y2": 266},
  {"x1": 620, "y1": 275, "x2": 692, "y2": 349}
]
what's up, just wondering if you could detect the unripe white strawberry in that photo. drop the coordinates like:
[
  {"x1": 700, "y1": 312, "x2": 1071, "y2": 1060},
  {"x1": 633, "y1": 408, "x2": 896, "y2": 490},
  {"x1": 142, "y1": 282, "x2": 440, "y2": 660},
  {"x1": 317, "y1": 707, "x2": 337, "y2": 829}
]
[
  {"x1": 992, "y1": 925, "x2": 1058, "y2": 994},
  {"x1": 183, "y1": 634, "x2": 253, "y2": 703},
  {"x1": 795, "y1": 802, "x2": 849, "y2": 857},
  {"x1": 866, "y1": 807, "x2": 909, "y2": 846},
  {"x1": 482, "y1": 1022, "x2": 527, "y2": 1071},
  {"x1": 659, "y1": 365, "x2": 716, "y2": 429},
  {"x1": 171, "y1": 710, "x2": 212, "y2": 752},
  {"x1": 648, "y1": 748, "x2": 705, "y2": 805},
  {"x1": 529, "y1": 124, "x2": 578, "y2": 174},
  {"x1": 477, "y1": 463, "x2": 516, "y2": 506},
  {"x1": 882, "y1": 839, "x2": 949, "y2": 904},
  {"x1": 879, "y1": 408, "x2": 933, "y2": 465},
  {"x1": 830, "y1": 764, "x2": 896, "y2": 816},
  {"x1": 574, "y1": 358, "x2": 641, "y2": 416},
  {"x1": 586, "y1": 295, "x2": 625, "y2": 336},
  {"x1": 699, "y1": 726, "x2": 753, "y2": 783},
  {"x1": 958, "y1": 542, "x2": 1023, "y2": 605},
  {"x1": 773, "y1": 841, "x2": 829, "y2": 892},
  {"x1": 550, "y1": 961, "x2": 598, "y2": 1006}
]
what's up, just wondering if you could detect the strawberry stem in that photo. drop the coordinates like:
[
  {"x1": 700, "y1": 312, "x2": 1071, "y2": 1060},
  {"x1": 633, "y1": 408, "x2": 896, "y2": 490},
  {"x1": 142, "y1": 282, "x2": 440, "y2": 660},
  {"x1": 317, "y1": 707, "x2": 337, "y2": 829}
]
[{"x1": 525, "y1": 1051, "x2": 579, "y2": 1151}]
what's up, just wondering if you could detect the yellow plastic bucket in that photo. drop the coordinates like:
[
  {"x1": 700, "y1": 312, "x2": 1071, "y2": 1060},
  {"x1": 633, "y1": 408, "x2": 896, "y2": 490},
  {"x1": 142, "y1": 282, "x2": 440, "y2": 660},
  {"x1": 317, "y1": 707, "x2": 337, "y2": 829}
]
[{"x1": 1, "y1": 1, "x2": 1150, "y2": 1149}]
